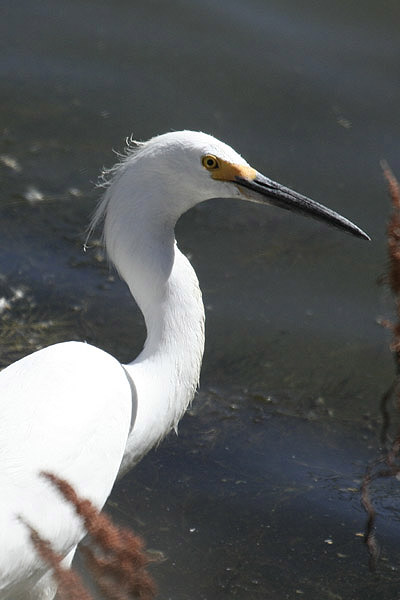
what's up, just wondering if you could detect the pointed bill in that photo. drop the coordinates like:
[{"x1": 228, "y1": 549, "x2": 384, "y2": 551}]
[{"x1": 234, "y1": 171, "x2": 370, "y2": 240}]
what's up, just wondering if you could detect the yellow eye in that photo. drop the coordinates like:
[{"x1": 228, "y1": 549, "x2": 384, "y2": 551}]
[{"x1": 202, "y1": 154, "x2": 220, "y2": 170}]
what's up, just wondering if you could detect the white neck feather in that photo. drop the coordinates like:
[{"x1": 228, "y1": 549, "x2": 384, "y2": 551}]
[{"x1": 98, "y1": 170, "x2": 205, "y2": 474}]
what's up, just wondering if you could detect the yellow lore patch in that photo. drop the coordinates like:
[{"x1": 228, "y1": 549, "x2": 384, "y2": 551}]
[{"x1": 202, "y1": 154, "x2": 256, "y2": 182}]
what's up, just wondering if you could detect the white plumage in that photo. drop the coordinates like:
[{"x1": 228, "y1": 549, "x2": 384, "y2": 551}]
[{"x1": 0, "y1": 131, "x2": 368, "y2": 599}]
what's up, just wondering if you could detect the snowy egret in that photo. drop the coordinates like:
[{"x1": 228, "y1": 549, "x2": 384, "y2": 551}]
[{"x1": 0, "y1": 130, "x2": 368, "y2": 599}]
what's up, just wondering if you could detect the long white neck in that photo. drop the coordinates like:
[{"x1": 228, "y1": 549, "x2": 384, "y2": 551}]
[{"x1": 100, "y1": 175, "x2": 205, "y2": 475}]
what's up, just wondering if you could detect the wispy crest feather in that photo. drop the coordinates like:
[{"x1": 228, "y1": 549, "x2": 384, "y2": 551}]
[{"x1": 84, "y1": 135, "x2": 145, "y2": 250}]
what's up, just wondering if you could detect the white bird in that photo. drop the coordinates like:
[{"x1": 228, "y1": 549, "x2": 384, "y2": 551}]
[{"x1": 0, "y1": 130, "x2": 368, "y2": 599}]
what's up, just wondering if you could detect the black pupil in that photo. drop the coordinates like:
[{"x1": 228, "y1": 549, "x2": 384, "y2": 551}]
[{"x1": 207, "y1": 159, "x2": 215, "y2": 167}]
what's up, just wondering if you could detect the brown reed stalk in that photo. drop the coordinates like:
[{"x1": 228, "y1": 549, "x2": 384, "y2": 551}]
[
  {"x1": 361, "y1": 163, "x2": 400, "y2": 569},
  {"x1": 22, "y1": 519, "x2": 93, "y2": 600},
  {"x1": 24, "y1": 472, "x2": 156, "y2": 599},
  {"x1": 382, "y1": 161, "x2": 400, "y2": 358},
  {"x1": 41, "y1": 472, "x2": 156, "y2": 600}
]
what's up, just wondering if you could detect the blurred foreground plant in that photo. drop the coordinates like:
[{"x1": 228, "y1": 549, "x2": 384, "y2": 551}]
[
  {"x1": 361, "y1": 163, "x2": 400, "y2": 570},
  {"x1": 25, "y1": 472, "x2": 156, "y2": 600}
]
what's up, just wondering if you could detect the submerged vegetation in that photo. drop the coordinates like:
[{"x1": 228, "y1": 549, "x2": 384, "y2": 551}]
[{"x1": 0, "y1": 285, "x2": 80, "y2": 369}]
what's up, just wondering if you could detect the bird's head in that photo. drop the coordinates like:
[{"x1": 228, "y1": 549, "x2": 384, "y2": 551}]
[
  {"x1": 123, "y1": 131, "x2": 369, "y2": 239},
  {"x1": 92, "y1": 130, "x2": 369, "y2": 245}
]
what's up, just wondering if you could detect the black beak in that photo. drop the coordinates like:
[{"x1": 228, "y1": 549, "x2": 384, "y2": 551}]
[{"x1": 235, "y1": 172, "x2": 370, "y2": 241}]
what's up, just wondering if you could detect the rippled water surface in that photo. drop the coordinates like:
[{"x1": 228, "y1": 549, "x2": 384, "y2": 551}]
[{"x1": 1, "y1": 1, "x2": 400, "y2": 598}]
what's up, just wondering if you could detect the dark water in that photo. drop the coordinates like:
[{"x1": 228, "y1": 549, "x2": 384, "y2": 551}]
[{"x1": 1, "y1": 1, "x2": 400, "y2": 598}]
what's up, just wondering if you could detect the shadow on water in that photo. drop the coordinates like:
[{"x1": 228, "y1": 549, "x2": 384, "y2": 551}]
[{"x1": 1, "y1": 0, "x2": 400, "y2": 598}]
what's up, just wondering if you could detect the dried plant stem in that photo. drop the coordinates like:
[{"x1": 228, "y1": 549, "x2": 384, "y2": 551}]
[
  {"x1": 361, "y1": 164, "x2": 400, "y2": 569},
  {"x1": 24, "y1": 472, "x2": 156, "y2": 599},
  {"x1": 41, "y1": 472, "x2": 156, "y2": 600},
  {"x1": 22, "y1": 519, "x2": 93, "y2": 600}
]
